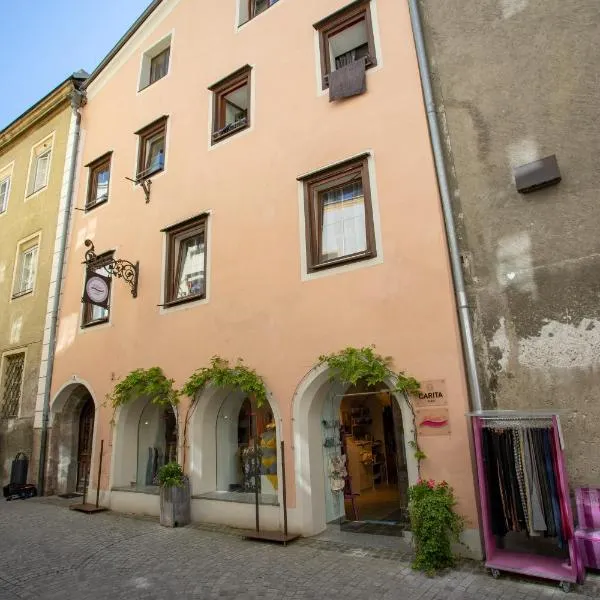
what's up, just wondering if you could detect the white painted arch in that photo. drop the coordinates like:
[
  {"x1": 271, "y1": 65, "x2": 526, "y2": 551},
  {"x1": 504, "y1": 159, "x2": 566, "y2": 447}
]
[{"x1": 291, "y1": 363, "x2": 419, "y2": 536}]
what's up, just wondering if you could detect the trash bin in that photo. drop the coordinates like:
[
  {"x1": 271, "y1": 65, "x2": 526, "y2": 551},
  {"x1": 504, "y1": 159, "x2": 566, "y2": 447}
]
[{"x1": 10, "y1": 452, "x2": 28, "y2": 486}]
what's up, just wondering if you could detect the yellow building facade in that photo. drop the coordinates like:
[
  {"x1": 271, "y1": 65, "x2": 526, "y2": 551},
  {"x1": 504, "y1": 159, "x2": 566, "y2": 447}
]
[{"x1": 0, "y1": 74, "x2": 86, "y2": 487}]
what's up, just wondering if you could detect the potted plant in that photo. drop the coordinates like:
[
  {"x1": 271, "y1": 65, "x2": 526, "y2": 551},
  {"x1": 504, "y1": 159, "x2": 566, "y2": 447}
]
[{"x1": 157, "y1": 462, "x2": 191, "y2": 528}]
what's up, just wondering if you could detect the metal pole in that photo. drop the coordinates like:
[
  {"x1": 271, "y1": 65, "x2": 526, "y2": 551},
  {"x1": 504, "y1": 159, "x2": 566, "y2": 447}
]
[
  {"x1": 96, "y1": 440, "x2": 104, "y2": 508},
  {"x1": 406, "y1": 0, "x2": 483, "y2": 412},
  {"x1": 281, "y1": 441, "x2": 288, "y2": 539},
  {"x1": 253, "y1": 407, "x2": 260, "y2": 533}
]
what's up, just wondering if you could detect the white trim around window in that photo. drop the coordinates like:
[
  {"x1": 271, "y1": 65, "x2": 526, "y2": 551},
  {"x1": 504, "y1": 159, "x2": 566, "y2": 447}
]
[
  {"x1": 0, "y1": 161, "x2": 14, "y2": 216},
  {"x1": 11, "y1": 232, "x2": 42, "y2": 301},
  {"x1": 0, "y1": 347, "x2": 27, "y2": 420},
  {"x1": 25, "y1": 132, "x2": 55, "y2": 200}
]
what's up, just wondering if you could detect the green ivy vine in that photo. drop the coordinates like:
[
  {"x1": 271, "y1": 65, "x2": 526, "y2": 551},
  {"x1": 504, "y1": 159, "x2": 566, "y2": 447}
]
[
  {"x1": 182, "y1": 356, "x2": 268, "y2": 407},
  {"x1": 318, "y1": 346, "x2": 426, "y2": 468},
  {"x1": 108, "y1": 367, "x2": 180, "y2": 409}
]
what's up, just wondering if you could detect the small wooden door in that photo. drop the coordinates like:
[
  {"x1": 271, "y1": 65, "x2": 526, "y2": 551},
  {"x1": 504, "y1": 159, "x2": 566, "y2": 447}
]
[{"x1": 76, "y1": 396, "x2": 95, "y2": 494}]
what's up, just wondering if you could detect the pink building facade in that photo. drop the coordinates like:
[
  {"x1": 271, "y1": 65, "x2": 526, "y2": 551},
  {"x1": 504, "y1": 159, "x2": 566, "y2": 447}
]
[{"x1": 41, "y1": 0, "x2": 480, "y2": 555}]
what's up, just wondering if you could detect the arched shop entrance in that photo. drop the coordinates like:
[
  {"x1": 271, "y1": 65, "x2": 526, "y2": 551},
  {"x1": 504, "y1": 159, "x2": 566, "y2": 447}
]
[
  {"x1": 323, "y1": 384, "x2": 410, "y2": 533},
  {"x1": 112, "y1": 397, "x2": 178, "y2": 491},
  {"x1": 49, "y1": 382, "x2": 97, "y2": 496},
  {"x1": 293, "y1": 365, "x2": 418, "y2": 537}
]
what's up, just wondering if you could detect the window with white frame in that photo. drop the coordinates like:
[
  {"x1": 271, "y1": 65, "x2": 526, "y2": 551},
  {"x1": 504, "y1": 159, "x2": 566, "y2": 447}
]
[
  {"x1": 13, "y1": 238, "x2": 39, "y2": 297},
  {"x1": 239, "y1": 0, "x2": 279, "y2": 25},
  {"x1": 0, "y1": 352, "x2": 25, "y2": 419},
  {"x1": 0, "y1": 174, "x2": 10, "y2": 213},
  {"x1": 139, "y1": 35, "x2": 172, "y2": 90},
  {"x1": 27, "y1": 137, "x2": 53, "y2": 196}
]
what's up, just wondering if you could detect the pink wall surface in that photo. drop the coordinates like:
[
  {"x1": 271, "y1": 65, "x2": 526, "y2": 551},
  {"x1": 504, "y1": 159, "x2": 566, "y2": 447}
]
[{"x1": 51, "y1": 0, "x2": 479, "y2": 528}]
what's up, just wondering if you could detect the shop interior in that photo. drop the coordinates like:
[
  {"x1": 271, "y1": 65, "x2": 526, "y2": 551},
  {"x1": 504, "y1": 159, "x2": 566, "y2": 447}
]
[{"x1": 339, "y1": 390, "x2": 409, "y2": 527}]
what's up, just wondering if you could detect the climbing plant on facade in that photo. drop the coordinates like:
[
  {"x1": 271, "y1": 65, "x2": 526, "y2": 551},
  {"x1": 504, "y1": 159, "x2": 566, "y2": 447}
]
[
  {"x1": 318, "y1": 346, "x2": 426, "y2": 466},
  {"x1": 108, "y1": 366, "x2": 180, "y2": 410},
  {"x1": 182, "y1": 356, "x2": 268, "y2": 406}
]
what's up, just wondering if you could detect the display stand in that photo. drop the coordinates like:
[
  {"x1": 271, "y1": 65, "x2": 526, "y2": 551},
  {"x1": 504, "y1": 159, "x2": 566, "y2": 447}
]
[
  {"x1": 471, "y1": 412, "x2": 583, "y2": 592},
  {"x1": 71, "y1": 439, "x2": 108, "y2": 514},
  {"x1": 243, "y1": 433, "x2": 299, "y2": 545}
]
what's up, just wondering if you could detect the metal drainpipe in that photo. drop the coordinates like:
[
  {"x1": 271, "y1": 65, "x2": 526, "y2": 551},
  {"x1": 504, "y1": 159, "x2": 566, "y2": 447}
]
[
  {"x1": 37, "y1": 89, "x2": 84, "y2": 495},
  {"x1": 406, "y1": 0, "x2": 483, "y2": 412}
]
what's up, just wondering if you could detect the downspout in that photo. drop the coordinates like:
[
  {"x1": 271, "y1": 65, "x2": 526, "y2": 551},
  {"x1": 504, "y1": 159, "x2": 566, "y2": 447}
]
[
  {"x1": 406, "y1": 0, "x2": 483, "y2": 412},
  {"x1": 37, "y1": 87, "x2": 85, "y2": 495}
]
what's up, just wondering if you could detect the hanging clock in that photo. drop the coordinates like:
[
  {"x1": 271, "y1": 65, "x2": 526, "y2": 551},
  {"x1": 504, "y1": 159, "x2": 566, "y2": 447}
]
[{"x1": 83, "y1": 272, "x2": 111, "y2": 308}]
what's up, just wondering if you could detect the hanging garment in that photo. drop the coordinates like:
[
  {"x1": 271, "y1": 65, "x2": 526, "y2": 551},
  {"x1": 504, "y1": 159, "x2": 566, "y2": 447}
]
[
  {"x1": 518, "y1": 429, "x2": 534, "y2": 534},
  {"x1": 482, "y1": 428, "x2": 508, "y2": 537},
  {"x1": 145, "y1": 447, "x2": 154, "y2": 485},
  {"x1": 542, "y1": 429, "x2": 564, "y2": 547},
  {"x1": 513, "y1": 429, "x2": 530, "y2": 529},
  {"x1": 531, "y1": 429, "x2": 556, "y2": 537},
  {"x1": 523, "y1": 429, "x2": 547, "y2": 533}
]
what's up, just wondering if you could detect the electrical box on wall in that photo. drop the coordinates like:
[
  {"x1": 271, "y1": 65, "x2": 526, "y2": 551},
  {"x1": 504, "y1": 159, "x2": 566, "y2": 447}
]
[{"x1": 514, "y1": 154, "x2": 562, "y2": 194}]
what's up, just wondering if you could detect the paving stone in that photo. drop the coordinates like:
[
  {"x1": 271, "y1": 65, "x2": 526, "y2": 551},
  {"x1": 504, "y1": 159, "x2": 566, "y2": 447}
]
[{"x1": 0, "y1": 497, "x2": 596, "y2": 599}]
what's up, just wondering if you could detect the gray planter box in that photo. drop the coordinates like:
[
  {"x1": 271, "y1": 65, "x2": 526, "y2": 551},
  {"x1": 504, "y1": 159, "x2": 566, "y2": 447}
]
[{"x1": 159, "y1": 477, "x2": 191, "y2": 527}]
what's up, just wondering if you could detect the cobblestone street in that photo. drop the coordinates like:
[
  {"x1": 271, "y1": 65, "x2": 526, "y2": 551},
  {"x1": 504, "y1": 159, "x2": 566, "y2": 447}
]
[{"x1": 0, "y1": 498, "x2": 596, "y2": 599}]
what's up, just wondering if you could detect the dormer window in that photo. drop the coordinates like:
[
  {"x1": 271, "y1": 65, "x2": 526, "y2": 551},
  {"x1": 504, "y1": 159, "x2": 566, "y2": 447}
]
[
  {"x1": 239, "y1": 0, "x2": 279, "y2": 25},
  {"x1": 139, "y1": 34, "x2": 172, "y2": 90}
]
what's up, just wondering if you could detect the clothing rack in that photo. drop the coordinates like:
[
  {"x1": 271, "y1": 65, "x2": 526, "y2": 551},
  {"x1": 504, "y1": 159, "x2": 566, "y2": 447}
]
[{"x1": 470, "y1": 411, "x2": 583, "y2": 591}]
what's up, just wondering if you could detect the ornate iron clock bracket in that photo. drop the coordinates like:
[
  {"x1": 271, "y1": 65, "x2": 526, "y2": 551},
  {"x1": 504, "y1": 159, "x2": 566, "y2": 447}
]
[
  {"x1": 125, "y1": 176, "x2": 152, "y2": 203},
  {"x1": 83, "y1": 240, "x2": 139, "y2": 298}
]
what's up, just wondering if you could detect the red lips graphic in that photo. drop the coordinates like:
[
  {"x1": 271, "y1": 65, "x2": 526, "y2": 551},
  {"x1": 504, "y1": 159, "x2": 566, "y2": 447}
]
[{"x1": 420, "y1": 418, "x2": 448, "y2": 428}]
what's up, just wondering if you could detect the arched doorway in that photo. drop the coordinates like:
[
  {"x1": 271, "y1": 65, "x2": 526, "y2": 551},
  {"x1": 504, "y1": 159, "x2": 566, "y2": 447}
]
[
  {"x1": 292, "y1": 365, "x2": 418, "y2": 537},
  {"x1": 112, "y1": 397, "x2": 178, "y2": 491},
  {"x1": 76, "y1": 396, "x2": 95, "y2": 494},
  {"x1": 49, "y1": 382, "x2": 97, "y2": 496},
  {"x1": 323, "y1": 384, "x2": 409, "y2": 533}
]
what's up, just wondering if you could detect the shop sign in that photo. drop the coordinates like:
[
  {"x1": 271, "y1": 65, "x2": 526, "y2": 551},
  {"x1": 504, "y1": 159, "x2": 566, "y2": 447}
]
[
  {"x1": 415, "y1": 407, "x2": 451, "y2": 436},
  {"x1": 82, "y1": 271, "x2": 111, "y2": 309},
  {"x1": 413, "y1": 379, "x2": 447, "y2": 408}
]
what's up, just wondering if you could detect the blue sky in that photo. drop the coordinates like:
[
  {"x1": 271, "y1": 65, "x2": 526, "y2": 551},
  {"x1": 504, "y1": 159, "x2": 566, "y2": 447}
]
[{"x1": 0, "y1": 0, "x2": 153, "y2": 129}]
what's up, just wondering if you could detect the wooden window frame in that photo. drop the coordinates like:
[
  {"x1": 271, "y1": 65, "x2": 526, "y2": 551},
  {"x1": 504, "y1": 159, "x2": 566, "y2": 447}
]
[
  {"x1": 0, "y1": 175, "x2": 10, "y2": 214},
  {"x1": 136, "y1": 116, "x2": 168, "y2": 180},
  {"x1": 81, "y1": 251, "x2": 113, "y2": 328},
  {"x1": 85, "y1": 152, "x2": 112, "y2": 210},
  {"x1": 301, "y1": 154, "x2": 376, "y2": 272},
  {"x1": 162, "y1": 214, "x2": 208, "y2": 307},
  {"x1": 149, "y1": 46, "x2": 170, "y2": 86},
  {"x1": 209, "y1": 66, "x2": 251, "y2": 145},
  {"x1": 314, "y1": 0, "x2": 377, "y2": 90}
]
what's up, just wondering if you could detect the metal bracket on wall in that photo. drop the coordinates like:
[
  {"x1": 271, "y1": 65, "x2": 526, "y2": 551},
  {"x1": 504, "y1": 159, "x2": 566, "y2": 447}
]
[
  {"x1": 125, "y1": 176, "x2": 152, "y2": 203},
  {"x1": 83, "y1": 239, "x2": 139, "y2": 298}
]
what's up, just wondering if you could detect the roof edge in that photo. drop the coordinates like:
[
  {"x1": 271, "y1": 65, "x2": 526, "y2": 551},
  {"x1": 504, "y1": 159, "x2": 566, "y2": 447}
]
[
  {"x1": 0, "y1": 74, "x2": 85, "y2": 152},
  {"x1": 82, "y1": 0, "x2": 164, "y2": 90}
]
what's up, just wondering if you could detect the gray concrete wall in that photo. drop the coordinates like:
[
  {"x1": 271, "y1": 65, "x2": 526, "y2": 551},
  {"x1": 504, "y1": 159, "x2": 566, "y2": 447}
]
[{"x1": 418, "y1": 0, "x2": 600, "y2": 486}]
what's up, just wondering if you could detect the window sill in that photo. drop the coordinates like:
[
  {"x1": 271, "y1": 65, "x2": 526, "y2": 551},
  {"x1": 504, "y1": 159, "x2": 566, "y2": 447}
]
[
  {"x1": 11, "y1": 289, "x2": 33, "y2": 300},
  {"x1": 211, "y1": 121, "x2": 249, "y2": 145},
  {"x1": 138, "y1": 76, "x2": 166, "y2": 93},
  {"x1": 85, "y1": 198, "x2": 108, "y2": 213},
  {"x1": 112, "y1": 485, "x2": 159, "y2": 496},
  {"x1": 81, "y1": 318, "x2": 109, "y2": 329},
  {"x1": 25, "y1": 186, "x2": 48, "y2": 200},
  {"x1": 161, "y1": 294, "x2": 206, "y2": 309},
  {"x1": 309, "y1": 250, "x2": 376, "y2": 272},
  {"x1": 136, "y1": 166, "x2": 164, "y2": 181},
  {"x1": 193, "y1": 491, "x2": 279, "y2": 506}
]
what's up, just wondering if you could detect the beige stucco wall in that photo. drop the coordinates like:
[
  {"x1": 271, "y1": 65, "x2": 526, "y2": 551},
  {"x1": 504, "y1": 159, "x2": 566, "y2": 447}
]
[
  {"x1": 0, "y1": 102, "x2": 72, "y2": 483},
  {"x1": 50, "y1": 0, "x2": 480, "y2": 547}
]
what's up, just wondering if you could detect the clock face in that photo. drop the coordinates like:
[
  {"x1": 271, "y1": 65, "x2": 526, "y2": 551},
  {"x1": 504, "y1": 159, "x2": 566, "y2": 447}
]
[{"x1": 86, "y1": 276, "x2": 109, "y2": 304}]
